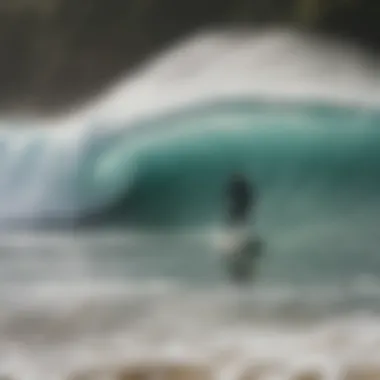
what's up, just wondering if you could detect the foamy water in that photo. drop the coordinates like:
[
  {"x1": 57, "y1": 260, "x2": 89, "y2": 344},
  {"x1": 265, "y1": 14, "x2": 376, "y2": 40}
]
[
  {"x1": 0, "y1": 231, "x2": 379, "y2": 380},
  {"x1": 3, "y1": 284, "x2": 380, "y2": 380}
]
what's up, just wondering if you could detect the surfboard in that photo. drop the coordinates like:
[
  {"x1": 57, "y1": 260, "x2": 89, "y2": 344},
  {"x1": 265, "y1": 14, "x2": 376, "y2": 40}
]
[
  {"x1": 215, "y1": 228, "x2": 265, "y2": 283},
  {"x1": 216, "y1": 227, "x2": 261, "y2": 255}
]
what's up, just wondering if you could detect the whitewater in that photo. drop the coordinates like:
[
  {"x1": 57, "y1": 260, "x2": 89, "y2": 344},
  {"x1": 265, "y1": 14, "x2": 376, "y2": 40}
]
[{"x1": 1, "y1": 28, "x2": 380, "y2": 380}]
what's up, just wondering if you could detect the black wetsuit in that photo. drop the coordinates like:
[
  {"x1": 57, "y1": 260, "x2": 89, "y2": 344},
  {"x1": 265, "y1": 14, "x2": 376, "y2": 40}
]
[
  {"x1": 226, "y1": 175, "x2": 255, "y2": 225},
  {"x1": 224, "y1": 175, "x2": 261, "y2": 284}
]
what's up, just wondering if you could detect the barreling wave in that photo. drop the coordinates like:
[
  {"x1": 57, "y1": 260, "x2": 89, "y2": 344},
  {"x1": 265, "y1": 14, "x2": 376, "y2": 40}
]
[{"x1": 0, "y1": 100, "x2": 379, "y2": 232}]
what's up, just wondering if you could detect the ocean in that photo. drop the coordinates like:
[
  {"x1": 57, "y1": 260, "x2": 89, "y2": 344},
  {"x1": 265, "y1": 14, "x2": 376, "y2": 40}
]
[{"x1": 0, "y1": 29, "x2": 380, "y2": 380}]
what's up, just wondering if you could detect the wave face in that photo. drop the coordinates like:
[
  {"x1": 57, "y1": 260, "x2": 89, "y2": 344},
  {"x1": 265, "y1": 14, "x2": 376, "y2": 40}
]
[
  {"x1": 1, "y1": 102, "x2": 380, "y2": 229},
  {"x1": 101, "y1": 101, "x2": 380, "y2": 231}
]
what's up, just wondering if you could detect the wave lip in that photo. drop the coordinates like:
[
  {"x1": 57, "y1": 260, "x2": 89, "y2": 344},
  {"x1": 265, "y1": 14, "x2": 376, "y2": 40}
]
[{"x1": 82, "y1": 28, "x2": 380, "y2": 125}]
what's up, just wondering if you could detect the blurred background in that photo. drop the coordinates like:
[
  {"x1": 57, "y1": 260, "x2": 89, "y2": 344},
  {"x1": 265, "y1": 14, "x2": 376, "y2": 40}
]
[{"x1": 0, "y1": 1, "x2": 380, "y2": 380}]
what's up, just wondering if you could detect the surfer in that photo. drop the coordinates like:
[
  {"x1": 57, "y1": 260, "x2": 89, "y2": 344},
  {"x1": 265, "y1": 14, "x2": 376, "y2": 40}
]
[
  {"x1": 226, "y1": 172, "x2": 256, "y2": 226},
  {"x1": 223, "y1": 172, "x2": 262, "y2": 284}
]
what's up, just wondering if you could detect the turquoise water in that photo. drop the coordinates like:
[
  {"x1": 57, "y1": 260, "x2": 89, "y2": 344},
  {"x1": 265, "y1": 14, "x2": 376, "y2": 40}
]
[{"x1": 2, "y1": 100, "x2": 380, "y2": 229}]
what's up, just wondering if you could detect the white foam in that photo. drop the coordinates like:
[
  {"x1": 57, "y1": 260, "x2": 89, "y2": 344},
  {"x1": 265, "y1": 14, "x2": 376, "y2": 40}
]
[
  {"x1": 76, "y1": 28, "x2": 380, "y2": 126},
  {"x1": 1, "y1": 296, "x2": 380, "y2": 380}
]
